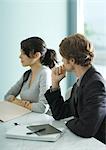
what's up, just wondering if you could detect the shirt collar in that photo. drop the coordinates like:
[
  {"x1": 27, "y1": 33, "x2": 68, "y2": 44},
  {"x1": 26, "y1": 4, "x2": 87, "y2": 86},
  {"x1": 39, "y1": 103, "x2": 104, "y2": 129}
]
[
  {"x1": 76, "y1": 66, "x2": 91, "y2": 87},
  {"x1": 76, "y1": 77, "x2": 82, "y2": 87}
]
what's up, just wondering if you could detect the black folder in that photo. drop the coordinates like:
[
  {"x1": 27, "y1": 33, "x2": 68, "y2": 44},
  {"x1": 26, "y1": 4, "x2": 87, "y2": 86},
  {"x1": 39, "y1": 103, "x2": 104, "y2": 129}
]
[{"x1": 27, "y1": 124, "x2": 62, "y2": 136}]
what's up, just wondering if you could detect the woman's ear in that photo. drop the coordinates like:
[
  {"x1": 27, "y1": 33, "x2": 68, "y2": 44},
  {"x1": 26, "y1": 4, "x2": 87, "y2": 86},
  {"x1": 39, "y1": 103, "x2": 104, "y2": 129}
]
[{"x1": 33, "y1": 52, "x2": 41, "y2": 59}]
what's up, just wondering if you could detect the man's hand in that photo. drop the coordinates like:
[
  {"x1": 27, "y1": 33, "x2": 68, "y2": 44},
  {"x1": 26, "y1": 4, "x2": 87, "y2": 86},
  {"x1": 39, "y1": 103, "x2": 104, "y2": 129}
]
[{"x1": 52, "y1": 65, "x2": 66, "y2": 88}]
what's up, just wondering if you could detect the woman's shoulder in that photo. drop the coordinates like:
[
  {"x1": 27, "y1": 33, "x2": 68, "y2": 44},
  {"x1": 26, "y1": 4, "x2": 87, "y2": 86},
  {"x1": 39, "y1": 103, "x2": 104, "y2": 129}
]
[
  {"x1": 40, "y1": 65, "x2": 51, "y2": 73},
  {"x1": 37, "y1": 66, "x2": 51, "y2": 80}
]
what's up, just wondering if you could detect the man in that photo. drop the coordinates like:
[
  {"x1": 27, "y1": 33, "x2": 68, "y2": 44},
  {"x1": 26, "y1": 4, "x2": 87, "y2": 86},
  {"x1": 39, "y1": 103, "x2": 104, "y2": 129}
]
[{"x1": 45, "y1": 33, "x2": 106, "y2": 144}]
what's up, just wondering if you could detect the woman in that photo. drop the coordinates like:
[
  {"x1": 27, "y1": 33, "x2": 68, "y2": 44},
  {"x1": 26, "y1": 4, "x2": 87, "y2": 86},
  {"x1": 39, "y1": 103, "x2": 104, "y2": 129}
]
[
  {"x1": 45, "y1": 33, "x2": 106, "y2": 144},
  {"x1": 4, "y1": 37, "x2": 58, "y2": 113}
]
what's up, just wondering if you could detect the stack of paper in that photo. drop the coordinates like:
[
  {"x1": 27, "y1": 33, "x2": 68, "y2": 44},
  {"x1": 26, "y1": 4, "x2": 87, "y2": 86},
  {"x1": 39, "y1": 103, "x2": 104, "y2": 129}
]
[{"x1": 0, "y1": 101, "x2": 31, "y2": 122}]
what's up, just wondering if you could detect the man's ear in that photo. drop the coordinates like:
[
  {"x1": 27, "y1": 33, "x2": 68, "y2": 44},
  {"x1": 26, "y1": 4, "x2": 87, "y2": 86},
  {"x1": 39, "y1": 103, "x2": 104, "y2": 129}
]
[{"x1": 69, "y1": 58, "x2": 75, "y2": 64}]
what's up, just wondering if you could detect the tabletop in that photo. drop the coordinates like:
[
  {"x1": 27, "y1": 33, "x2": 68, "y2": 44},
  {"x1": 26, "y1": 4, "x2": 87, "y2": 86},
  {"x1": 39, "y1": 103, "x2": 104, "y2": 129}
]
[{"x1": 0, "y1": 112, "x2": 106, "y2": 150}]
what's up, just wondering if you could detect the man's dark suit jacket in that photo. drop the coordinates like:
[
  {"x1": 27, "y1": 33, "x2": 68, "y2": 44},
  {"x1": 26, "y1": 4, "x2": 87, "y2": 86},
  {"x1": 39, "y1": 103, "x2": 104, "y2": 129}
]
[{"x1": 45, "y1": 66, "x2": 106, "y2": 144}]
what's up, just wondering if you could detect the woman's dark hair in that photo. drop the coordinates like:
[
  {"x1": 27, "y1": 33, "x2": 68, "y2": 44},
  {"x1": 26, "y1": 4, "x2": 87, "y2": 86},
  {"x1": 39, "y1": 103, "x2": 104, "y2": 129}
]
[
  {"x1": 42, "y1": 49, "x2": 58, "y2": 69},
  {"x1": 21, "y1": 37, "x2": 58, "y2": 68},
  {"x1": 59, "y1": 33, "x2": 94, "y2": 66}
]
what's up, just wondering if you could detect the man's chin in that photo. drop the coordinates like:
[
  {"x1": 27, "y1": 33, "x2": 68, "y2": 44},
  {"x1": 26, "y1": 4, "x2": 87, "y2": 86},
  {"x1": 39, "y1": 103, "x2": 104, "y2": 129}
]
[{"x1": 67, "y1": 69, "x2": 73, "y2": 72}]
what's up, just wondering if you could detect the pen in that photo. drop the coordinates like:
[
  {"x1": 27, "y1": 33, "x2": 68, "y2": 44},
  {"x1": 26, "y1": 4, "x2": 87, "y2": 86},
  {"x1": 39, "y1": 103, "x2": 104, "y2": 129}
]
[
  {"x1": 14, "y1": 122, "x2": 20, "y2": 126},
  {"x1": 26, "y1": 128, "x2": 45, "y2": 135}
]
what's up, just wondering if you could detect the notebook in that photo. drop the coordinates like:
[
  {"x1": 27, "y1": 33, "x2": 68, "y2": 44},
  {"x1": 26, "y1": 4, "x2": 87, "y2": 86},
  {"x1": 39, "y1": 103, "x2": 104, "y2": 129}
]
[
  {"x1": 6, "y1": 124, "x2": 64, "y2": 142},
  {"x1": 0, "y1": 101, "x2": 31, "y2": 122},
  {"x1": 27, "y1": 124, "x2": 62, "y2": 136}
]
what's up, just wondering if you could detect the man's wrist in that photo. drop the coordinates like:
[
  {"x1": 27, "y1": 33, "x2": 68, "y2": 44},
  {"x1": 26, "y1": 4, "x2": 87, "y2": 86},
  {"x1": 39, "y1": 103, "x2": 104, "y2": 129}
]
[
  {"x1": 50, "y1": 86, "x2": 60, "y2": 92},
  {"x1": 52, "y1": 81, "x2": 59, "y2": 89}
]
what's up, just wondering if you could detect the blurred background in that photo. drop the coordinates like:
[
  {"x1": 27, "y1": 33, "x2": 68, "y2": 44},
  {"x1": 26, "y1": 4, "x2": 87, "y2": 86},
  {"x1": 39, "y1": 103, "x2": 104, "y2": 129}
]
[{"x1": 0, "y1": 0, "x2": 106, "y2": 99}]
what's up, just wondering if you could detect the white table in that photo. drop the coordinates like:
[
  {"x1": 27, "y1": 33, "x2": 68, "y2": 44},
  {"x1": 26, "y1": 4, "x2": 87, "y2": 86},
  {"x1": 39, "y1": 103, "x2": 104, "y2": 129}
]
[{"x1": 0, "y1": 113, "x2": 106, "y2": 150}]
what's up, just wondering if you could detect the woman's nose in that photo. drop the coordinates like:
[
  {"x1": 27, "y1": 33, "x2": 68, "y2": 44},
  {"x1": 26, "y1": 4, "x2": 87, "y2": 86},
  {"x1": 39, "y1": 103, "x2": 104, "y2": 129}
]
[{"x1": 19, "y1": 54, "x2": 21, "y2": 58}]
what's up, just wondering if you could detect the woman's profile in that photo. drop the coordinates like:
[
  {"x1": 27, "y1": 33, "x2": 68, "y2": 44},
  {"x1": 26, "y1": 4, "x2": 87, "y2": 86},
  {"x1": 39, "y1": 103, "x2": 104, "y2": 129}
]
[{"x1": 4, "y1": 37, "x2": 58, "y2": 113}]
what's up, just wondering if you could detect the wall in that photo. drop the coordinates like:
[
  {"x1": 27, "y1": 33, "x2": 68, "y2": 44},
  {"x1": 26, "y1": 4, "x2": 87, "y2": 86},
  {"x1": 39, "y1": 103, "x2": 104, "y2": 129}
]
[{"x1": 0, "y1": 0, "x2": 67, "y2": 99}]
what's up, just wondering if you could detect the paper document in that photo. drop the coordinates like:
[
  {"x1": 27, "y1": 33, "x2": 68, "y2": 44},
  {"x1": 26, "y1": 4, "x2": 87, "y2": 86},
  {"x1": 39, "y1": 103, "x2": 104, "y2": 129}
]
[{"x1": 0, "y1": 101, "x2": 31, "y2": 122}]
